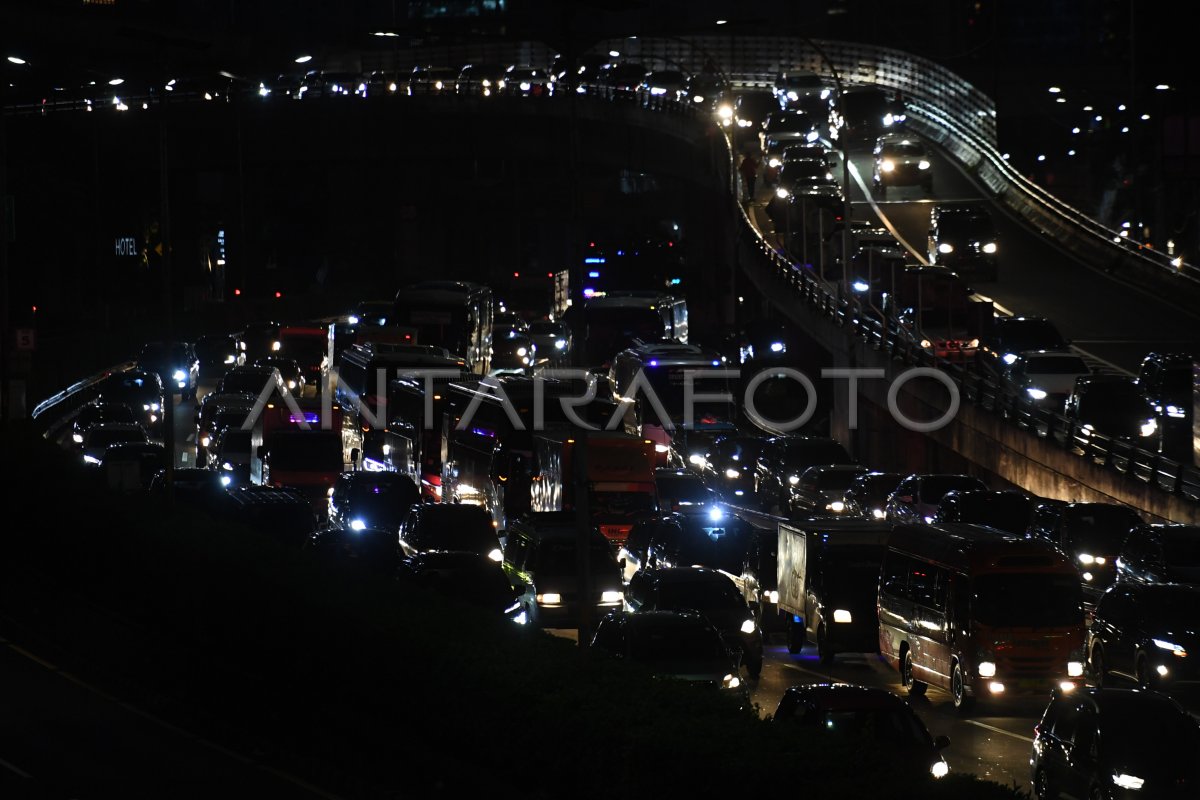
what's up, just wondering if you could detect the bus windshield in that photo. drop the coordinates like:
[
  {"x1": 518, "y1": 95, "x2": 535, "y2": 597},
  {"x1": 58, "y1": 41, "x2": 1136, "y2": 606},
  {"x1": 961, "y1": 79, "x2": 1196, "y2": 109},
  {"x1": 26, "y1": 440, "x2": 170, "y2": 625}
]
[
  {"x1": 973, "y1": 573, "x2": 1081, "y2": 628},
  {"x1": 266, "y1": 431, "x2": 343, "y2": 471},
  {"x1": 585, "y1": 307, "x2": 665, "y2": 364}
]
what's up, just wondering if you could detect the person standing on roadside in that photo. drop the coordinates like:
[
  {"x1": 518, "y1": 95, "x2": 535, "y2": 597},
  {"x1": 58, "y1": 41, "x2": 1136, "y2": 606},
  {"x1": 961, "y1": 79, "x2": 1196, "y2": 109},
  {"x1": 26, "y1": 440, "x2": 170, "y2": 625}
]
[{"x1": 739, "y1": 152, "x2": 759, "y2": 203}]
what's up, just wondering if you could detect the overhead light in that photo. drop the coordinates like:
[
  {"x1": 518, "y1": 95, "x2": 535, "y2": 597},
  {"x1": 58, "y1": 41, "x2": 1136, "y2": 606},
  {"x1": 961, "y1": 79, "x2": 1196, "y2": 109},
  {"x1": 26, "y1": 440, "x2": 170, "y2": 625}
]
[
  {"x1": 108, "y1": 78, "x2": 124, "y2": 86},
  {"x1": 716, "y1": 19, "x2": 727, "y2": 25},
  {"x1": 609, "y1": 50, "x2": 620, "y2": 57},
  {"x1": 372, "y1": 31, "x2": 400, "y2": 37},
  {"x1": 6, "y1": 56, "x2": 26, "y2": 65},
  {"x1": 1155, "y1": 84, "x2": 1170, "y2": 91},
  {"x1": 1048, "y1": 86, "x2": 1061, "y2": 93},
  {"x1": 295, "y1": 55, "x2": 313, "y2": 64}
]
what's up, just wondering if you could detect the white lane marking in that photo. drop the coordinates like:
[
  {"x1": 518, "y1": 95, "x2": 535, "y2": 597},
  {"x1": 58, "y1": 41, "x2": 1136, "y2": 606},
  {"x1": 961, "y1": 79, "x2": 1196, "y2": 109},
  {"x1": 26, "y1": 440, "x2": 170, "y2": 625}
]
[
  {"x1": 186, "y1": 433, "x2": 196, "y2": 443},
  {"x1": 1, "y1": 640, "x2": 343, "y2": 799},
  {"x1": 844, "y1": 156, "x2": 930, "y2": 266},
  {"x1": 0, "y1": 756, "x2": 33, "y2": 779},
  {"x1": 964, "y1": 719, "x2": 1034, "y2": 744}
]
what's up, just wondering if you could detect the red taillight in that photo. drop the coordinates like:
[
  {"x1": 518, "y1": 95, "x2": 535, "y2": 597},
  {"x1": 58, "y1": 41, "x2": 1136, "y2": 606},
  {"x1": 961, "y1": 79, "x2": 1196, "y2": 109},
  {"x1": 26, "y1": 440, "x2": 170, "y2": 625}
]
[
  {"x1": 234, "y1": 288, "x2": 241, "y2": 296},
  {"x1": 274, "y1": 291, "x2": 282, "y2": 299}
]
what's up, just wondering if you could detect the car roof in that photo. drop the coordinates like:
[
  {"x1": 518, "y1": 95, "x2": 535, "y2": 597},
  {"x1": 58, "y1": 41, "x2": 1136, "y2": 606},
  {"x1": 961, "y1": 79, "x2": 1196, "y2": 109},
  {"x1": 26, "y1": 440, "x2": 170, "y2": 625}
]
[
  {"x1": 783, "y1": 683, "x2": 912, "y2": 711},
  {"x1": 648, "y1": 567, "x2": 734, "y2": 585},
  {"x1": 88, "y1": 422, "x2": 145, "y2": 434}
]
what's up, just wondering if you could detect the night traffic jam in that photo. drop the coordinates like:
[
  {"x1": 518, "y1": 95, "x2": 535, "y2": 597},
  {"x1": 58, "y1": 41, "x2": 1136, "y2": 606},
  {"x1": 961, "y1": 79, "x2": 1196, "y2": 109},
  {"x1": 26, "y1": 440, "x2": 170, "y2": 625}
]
[{"x1": 3, "y1": 2, "x2": 1200, "y2": 798}]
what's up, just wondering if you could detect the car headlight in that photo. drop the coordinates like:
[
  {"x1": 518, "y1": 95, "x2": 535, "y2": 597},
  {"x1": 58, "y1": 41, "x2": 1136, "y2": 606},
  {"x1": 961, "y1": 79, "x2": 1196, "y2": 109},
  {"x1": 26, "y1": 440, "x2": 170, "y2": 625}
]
[
  {"x1": 740, "y1": 619, "x2": 757, "y2": 634},
  {"x1": 1068, "y1": 661, "x2": 1085, "y2": 677},
  {"x1": 83, "y1": 454, "x2": 101, "y2": 464},
  {"x1": 487, "y1": 548, "x2": 503, "y2": 563},
  {"x1": 826, "y1": 500, "x2": 846, "y2": 513},
  {"x1": 872, "y1": 508, "x2": 886, "y2": 520},
  {"x1": 1153, "y1": 638, "x2": 1188, "y2": 657},
  {"x1": 224, "y1": 354, "x2": 236, "y2": 364},
  {"x1": 717, "y1": 105, "x2": 733, "y2": 120},
  {"x1": 737, "y1": 118, "x2": 753, "y2": 127},
  {"x1": 708, "y1": 506, "x2": 725, "y2": 523},
  {"x1": 918, "y1": 160, "x2": 931, "y2": 170},
  {"x1": 768, "y1": 157, "x2": 781, "y2": 168},
  {"x1": 931, "y1": 761, "x2": 949, "y2": 779},
  {"x1": 536, "y1": 592, "x2": 562, "y2": 605},
  {"x1": 967, "y1": 338, "x2": 980, "y2": 348},
  {"x1": 722, "y1": 673, "x2": 741, "y2": 690},
  {"x1": 219, "y1": 474, "x2": 232, "y2": 487},
  {"x1": 601, "y1": 590, "x2": 623, "y2": 604},
  {"x1": 786, "y1": 90, "x2": 799, "y2": 102},
  {"x1": 1026, "y1": 387, "x2": 1048, "y2": 400},
  {"x1": 880, "y1": 159, "x2": 895, "y2": 172},
  {"x1": 200, "y1": 435, "x2": 211, "y2": 447},
  {"x1": 1165, "y1": 404, "x2": 1186, "y2": 418},
  {"x1": 347, "y1": 315, "x2": 359, "y2": 325},
  {"x1": 833, "y1": 609, "x2": 852, "y2": 623},
  {"x1": 775, "y1": 187, "x2": 790, "y2": 199},
  {"x1": 883, "y1": 113, "x2": 895, "y2": 126},
  {"x1": 1112, "y1": 773, "x2": 1145, "y2": 790},
  {"x1": 222, "y1": 462, "x2": 234, "y2": 471},
  {"x1": 271, "y1": 341, "x2": 281, "y2": 351},
  {"x1": 654, "y1": 443, "x2": 669, "y2": 454},
  {"x1": 172, "y1": 369, "x2": 187, "y2": 382},
  {"x1": 765, "y1": 590, "x2": 779, "y2": 604},
  {"x1": 327, "y1": 487, "x2": 335, "y2": 497},
  {"x1": 72, "y1": 433, "x2": 84, "y2": 443},
  {"x1": 788, "y1": 475, "x2": 800, "y2": 485},
  {"x1": 688, "y1": 453, "x2": 705, "y2": 466},
  {"x1": 982, "y1": 242, "x2": 998, "y2": 254},
  {"x1": 554, "y1": 339, "x2": 566, "y2": 350},
  {"x1": 725, "y1": 468, "x2": 740, "y2": 479},
  {"x1": 978, "y1": 660, "x2": 997, "y2": 677},
  {"x1": 937, "y1": 242, "x2": 954, "y2": 254},
  {"x1": 1140, "y1": 419, "x2": 1157, "y2": 437},
  {"x1": 1002, "y1": 353, "x2": 1018, "y2": 365},
  {"x1": 1078, "y1": 553, "x2": 1098, "y2": 565},
  {"x1": 349, "y1": 519, "x2": 366, "y2": 531},
  {"x1": 515, "y1": 346, "x2": 527, "y2": 357}
]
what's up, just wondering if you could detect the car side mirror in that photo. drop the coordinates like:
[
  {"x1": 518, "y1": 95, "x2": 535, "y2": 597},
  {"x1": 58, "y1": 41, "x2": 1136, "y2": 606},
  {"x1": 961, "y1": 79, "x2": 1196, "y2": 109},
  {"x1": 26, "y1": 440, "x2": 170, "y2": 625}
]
[
  {"x1": 350, "y1": 447, "x2": 361, "y2": 467},
  {"x1": 934, "y1": 735, "x2": 950, "y2": 751}
]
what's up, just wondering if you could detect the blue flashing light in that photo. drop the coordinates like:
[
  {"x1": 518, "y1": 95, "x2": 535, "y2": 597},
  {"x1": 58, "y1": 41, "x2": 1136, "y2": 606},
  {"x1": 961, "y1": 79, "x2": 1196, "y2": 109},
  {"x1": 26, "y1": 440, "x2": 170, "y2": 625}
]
[
  {"x1": 584, "y1": 257, "x2": 606, "y2": 264},
  {"x1": 289, "y1": 412, "x2": 320, "y2": 425},
  {"x1": 616, "y1": 249, "x2": 624, "y2": 256},
  {"x1": 669, "y1": 277, "x2": 682, "y2": 285},
  {"x1": 588, "y1": 271, "x2": 600, "y2": 278},
  {"x1": 648, "y1": 359, "x2": 658, "y2": 367},
  {"x1": 471, "y1": 427, "x2": 497, "y2": 438}
]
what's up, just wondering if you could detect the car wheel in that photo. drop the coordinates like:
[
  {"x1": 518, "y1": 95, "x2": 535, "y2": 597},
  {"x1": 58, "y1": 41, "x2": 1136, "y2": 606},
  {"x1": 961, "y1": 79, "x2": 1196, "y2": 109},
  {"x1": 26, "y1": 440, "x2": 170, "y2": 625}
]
[
  {"x1": 1091, "y1": 646, "x2": 1106, "y2": 688},
  {"x1": 1034, "y1": 767, "x2": 1059, "y2": 800},
  {"x1": 901, "y1": 649, "x2": 926, "y2": 696},
  {"x1": 817, "y1": 625, "x2": 834, "y2": 666},
  {"x1": 951, "y1": 662, "x2": 975, "y2": 712},
  {"x1": 1135, "y1": 652, "x2": 1156, "y2": 690},
  {"x1": 786, "y1": 618, "x2": 803, "y2": 654}
]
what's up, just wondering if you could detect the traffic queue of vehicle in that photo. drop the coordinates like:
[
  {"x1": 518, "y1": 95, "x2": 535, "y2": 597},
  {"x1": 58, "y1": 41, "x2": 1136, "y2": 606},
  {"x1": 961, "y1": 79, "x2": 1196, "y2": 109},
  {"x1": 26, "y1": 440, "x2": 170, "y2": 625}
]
[{"x1": 49, "y1": 266, "x2": 1200, "y2": 797}]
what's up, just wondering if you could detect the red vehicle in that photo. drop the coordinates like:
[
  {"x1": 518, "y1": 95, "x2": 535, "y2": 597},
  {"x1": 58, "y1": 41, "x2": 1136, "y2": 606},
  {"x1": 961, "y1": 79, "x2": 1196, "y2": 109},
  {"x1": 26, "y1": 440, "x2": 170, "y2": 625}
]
[
  {"x1": 250, "y1": 399, "x2": 347, "y2": 516},
  {"x1": 531, "y1": 431, "x2": 657, "y2": 546}
]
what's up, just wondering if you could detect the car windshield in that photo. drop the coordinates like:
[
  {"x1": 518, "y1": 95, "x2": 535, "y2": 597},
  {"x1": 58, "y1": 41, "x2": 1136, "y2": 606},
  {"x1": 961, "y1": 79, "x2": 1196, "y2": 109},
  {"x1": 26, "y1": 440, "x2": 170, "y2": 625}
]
[
  {"x1": 996, "y1": 321, "x2": 1064, "y2": 351},
  {"x1": 89, "y1": 428, "x2": 145, "y2": 446},
  {"x1": 973, "y1": 573, "x2": 1081, "y2": 628},
  {"x1": 841, "y1": 91, "x2": 889, "y2": 117},
  {"x1": 781, "y1": 161, "x2": 827, "y2": 179},
  {"x1": 656, "y1": 477, "x2": 712, "y2": 506},
  {"x1": 780, "y1": 440, "x2": 852, "y2": 469},
  {"x1": 195, "y1": 337, "x2": 233, "y2": 358},
  {"x1": 1078, "y1": 385, "x2": 1151, "y2": 421},
  {"x1": 528, "y1": 322, "x2": 562, "y2": 336},
  {"x1": 265, "y1": 432, "x2": 343, "y2": 471},
  {"x1": 280, "y1": 337, "x2": 325, "y2": 364},
  {"x1": 1062, "y1": 506, "x2": 1140, "y2": 554},
  {"x1": 767, "y1": 114, "x2": 813, "y2": 133},
  {"x1": 220, "y1": 371, "x2": 275, "y2": 395},
  {"x1": 941, "y1": 215, "x2": 994, "y2": 238},
  {"x1": 918, "y1": 476, "x2": 984, "y2": 503},
  {"x1": 420, "y1": 510, "x2": 496, "y2": 551},
  {"x1": 883, "y1": 142, "x2": 925, "y2": 157},
  {"x1": 1025, "y1": 356, "x2": 1089, "y2": 374},
  {"x1": 592, "y1": 491, "x2": 657, "y2": 518},
  {"x1": 536, "y1": 539, "x2": 614, "y2": 575},
  {"x1": 657, "y1": 578, "x2": 744, "y2": 613},
  {"x1": 674, "y1": 519, "x2": 752, "y2": 573},
  {"x1": 954, "y1": 495, "x2": 1031, "y2": 533},
  {"x1": 1163, "y1": 532, "x2": 1200, "y2": 564},
  {"x1": 807, "y1": 708, "x2": 931, "y2": 747},
  {"x1": 812, "y1": 469, "x2": 865, "y2": 491},
  {"x1": 1100, "y1": 704, "x2": 1200, "y2": 765},
  {"x1": 1160, "y1": 365, "x2": 1192, "y2": 394},
  {"x1": 79, "y1": 405, "x2": 136, "y2": 426},
  {"x1": 628, "y1": 624, "x2": 727, "y2": 663},
  {"x1": 139, "y1": 343, "x2": 188, "y2": 363}
]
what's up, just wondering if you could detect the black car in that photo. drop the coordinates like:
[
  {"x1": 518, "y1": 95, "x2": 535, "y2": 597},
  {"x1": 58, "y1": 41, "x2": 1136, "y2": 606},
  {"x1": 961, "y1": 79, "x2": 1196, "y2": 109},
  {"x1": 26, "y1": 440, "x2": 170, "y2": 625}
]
[
  {"x1": 137, "y1": 341, "x2": 200, "y2": 400},
  {"x1": 596, "y1": 62, "x2": 648, "y2": 100},
  {"x1": 774, "y1": 684, "x2": 950, "y2": 781},
  {"x1": 194, "y1": 391, "x2": 256, "y2": 467},
  {"x1": 1029, "y1": 502, "x2": 1143, "y2": 606},
  {"x1": 399, "y1": 503, "x2": 502, "y2": 562},
  {"x1": 455, "y1": 62, "x2": 506, "y2": 97},
  {"x1": 626, "y1": 567, "x2": 763, "y2": 679},
  {"x1": 214, "y1": 427, "x2": 252, "y2": 484},
  {"x1": 701, "y1": 435, "x2": 770, "y2": 501},
  {"x1": 310, "y1": 524, "x2": 402, "y2": 576},
  {"x1": 1088, "y1": 583, "x2": 1200, "y2": 691},
  {"x1": 239, "y1": 321, "x2": 280, "y2": 363},
  {"x1": 927, "y1": 204, "x2": 1000, "y2": 281},
  {"x1": 885, "y1": 473, "x2": 988, "y2": 525},
  {"x1": 101, "y1": 441, "x2": 168, "y2": 491},
  {"x1": 1031, "y1": 687, "x2": 1200, "y2": 800},
  {"x1": 193, "y1": 333, "x2": 245, "y2": 378},
  {"x1": 220, "y1": 485, "x2": 317, "y2": 548},
  {"x1": 754, "y1": 436, "x2": 855, "y2": 515},
  {"x1": 489, "y1": 327, "x2": 535, "y2": 375},
  {"x1": 1136, "y1": 352, "x2": 1194, "y2": 460},
  {"x1": 211, "y1": 365, "x2": 284, "y2": 400},
  {"x1": 71, "y1": 401, "x2": 139, "y2": 447},
  {"x1": 149, "y1": 467, "x2": 234, "y2": 505},
  {"x1": 842, "y1": 471, "x2": 906, "y2": 520},
  {"x1": 978, "y1": 316, "x2": 1070, "y2": 374},
  {"x1": 502, "y1": 512, "x2": 624, "y2": 628},
  {"x1": 590, "y1": 610, "x2": 745, "y2": 693},
  {"x1": 645, "y1": 510, "x2": 753, "y2": 576},
  {"x1": 1064, "y1": 375, "x2": 1160, "y2": 447},
  {"x1": 397, "y1": 551, "x2": 522, "y2": 617},
  {"x1": 328, "y1": 471, "x2": 420, "y2": 534},
  {"x1": 933, "y1": 489, "x2": 1036, "y2": 535},
  {"x1": 81, "y1": 422, "x2": 149, "y2": 466},
  {"x1": 97, "y1": 369, "x2": 165, "y2": 432},
  {"x1": 1117, "y1": 524, "x2": 1200, "y2": 586},
  {"x1": 834, "y1": 86, "x2": 901, "y2": 147},
  {"x1": 254, "y1": 357, "x2": 305, "y2": 394},
  {"x1": 732, "y1": 89, "x2": 776, "y2": 129},
  {"x1": 786, "y1": 464, "x2": 870, "y2": 515},
  {"x1": 872, "y1": 134, "x2": 933, "y2": 195}
]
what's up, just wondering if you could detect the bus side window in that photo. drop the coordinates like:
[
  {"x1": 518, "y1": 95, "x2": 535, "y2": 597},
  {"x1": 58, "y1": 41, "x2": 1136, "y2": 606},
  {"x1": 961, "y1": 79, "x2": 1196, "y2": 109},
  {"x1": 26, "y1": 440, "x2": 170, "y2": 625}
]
[
  {"x1": 881, "y1": 552, "x2": 910, "y2": 599},
  {"x1": 931, "y1": 568, "x2": 949, "y2": 613},
  {"x1": 950, "y1": 575, "x2": 970, "y2": 636},
  {"x1": 909, "y1": 564, "x2": 937, "y2": 608}
]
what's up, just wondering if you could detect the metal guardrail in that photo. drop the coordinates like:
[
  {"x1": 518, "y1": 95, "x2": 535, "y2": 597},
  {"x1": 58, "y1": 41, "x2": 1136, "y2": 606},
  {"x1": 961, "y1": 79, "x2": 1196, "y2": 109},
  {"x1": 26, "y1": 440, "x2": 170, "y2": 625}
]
[{"x1": 30, "y1": 361, "x2": 138, "y2": 439}]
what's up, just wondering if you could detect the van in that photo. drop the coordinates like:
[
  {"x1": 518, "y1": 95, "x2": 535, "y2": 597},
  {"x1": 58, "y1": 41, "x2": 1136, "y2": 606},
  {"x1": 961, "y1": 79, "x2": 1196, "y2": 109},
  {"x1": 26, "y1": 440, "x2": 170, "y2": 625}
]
[{"x1": 878, "y1": 523, "x2": 1085, "y2": 711}]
